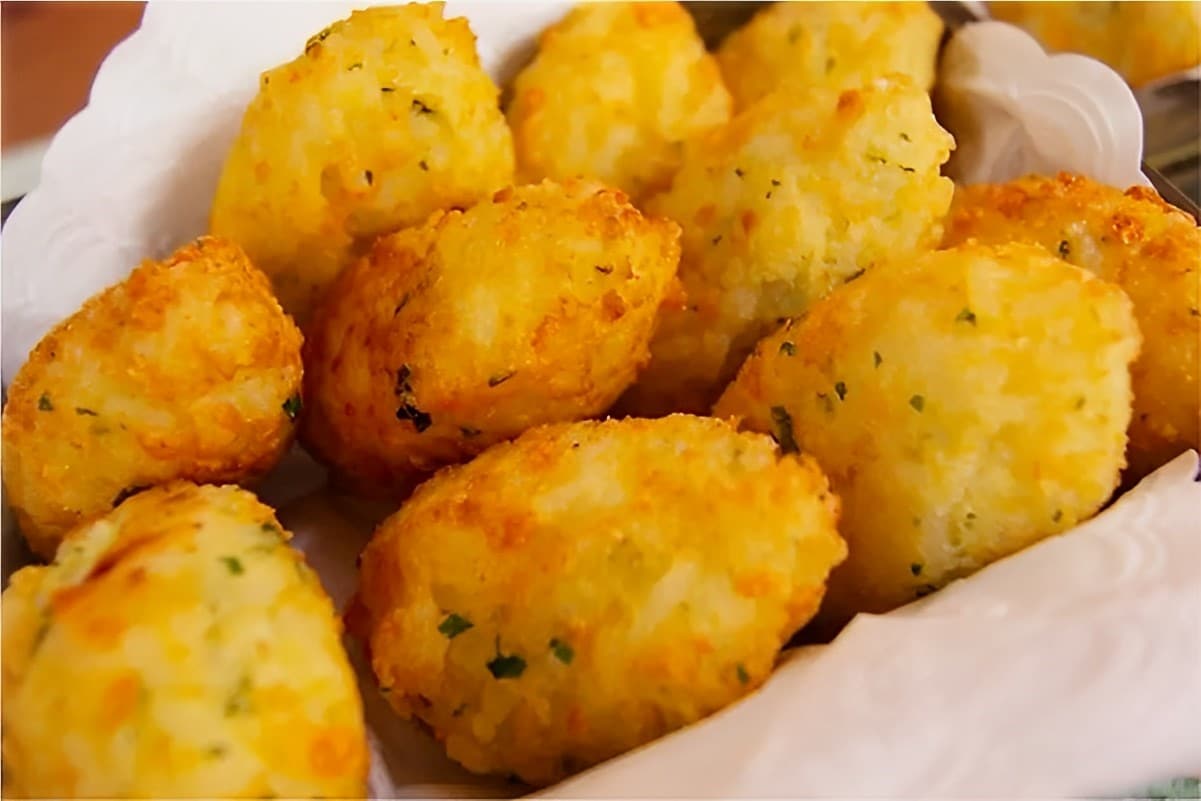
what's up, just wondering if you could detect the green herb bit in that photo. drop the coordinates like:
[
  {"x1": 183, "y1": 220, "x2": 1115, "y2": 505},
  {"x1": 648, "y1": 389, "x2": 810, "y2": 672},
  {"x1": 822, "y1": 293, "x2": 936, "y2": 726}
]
[
  {"x1": 769, "y1": 406, "x2": 799, "y2": 454},
  {"x1": 1058, "y1": 240, "x2": 1071, "y2": 259},
  {"x1": 487, "y1": 652, "x2": 527, "y2": 679},
  {"x1": 549, "y1": 638, "x2": 574, "y2": 665},
  {"x1": 834, "y1": 381, "x2": 847, "y2": 401},
  {"x1": 909, "y1": 394, "x2": 925, "y2": 412},
  {"x1": 1074, "y1": 396, "x2": 1086, "y2": 410},
  {"x1": 488, "y1": 371, "x2": 515, "y2": 387},
  {"x1": 396, "y1": 402, "x2": 432, "y2": 432},
  {"x1": 736, "y1": 663, "x2": 750, "y2": 685},
  {"x1": 411, "y1": 99, "x2": 434, "y2": 115},
  {"x1": 711, "y1": 234, "x2": 723, "y2": 245},
  {"x1": 260, "y1": 522, "x2": 281, "y2": 536},
  {"x1": 348, "y1": 62, "x2": 363, "y2": 71},
  {"x1": 460, "y1": 426, "x2": 482, "y2": 438},
  {"x1": 955, "y1": 308, "x2": 977, "y2": 325},
  {"x1": 594, "y1": 264, "x2": 613, "y2": 275},
  {"x1": 771, "y1": 179, "x2": 781, "y2": 187},
  {"x1": 438, "y1": 613, "x2": 473, "y2": 639},
  {"x1": 380, "y1": 86, "x2": 396, "y2": 93},
  {"x1": 910, "y1": 563, "x2": 923, "y2": 576},
  {"x1": 282, "y1": 394, "x2": 302, "y2": 420},
  {"x1": 900, "y1": 132, "x2": 911, "y2": 142},
  {"x1": 1190, "y1": 307, "x2": 1200, "y2": 317},
  {"x1": 779, "y1": 341, "x2": 797, "y2": 357},
  {"x1": 824, "y1": 57, "x2": 836, "y2": 73},
  {"x1": 734, "y1": 167, "x2": 745, "y2": 178},
  {"x1": 37, "y1": 393, "x2": 53, "y2": 411},
  {"x1": 221, "y1": 556, "x2": 244, "y2": 576},
  {"x1": 418, "y1": 159, "x2": 429, "y2": 171},
  {"x1": 394, "y1": 292, "x2": 412, "y2": 316},
  {"x1": 844, "y1": 268, "x2": 865, "y2": 283},
  {"x1": 364, "y1": 169, "x2": 373, "y2": 185},
  {"x1": 1052, "y1": 509, "x2": 1063, "y2": 523},
  {"x1": 873, "y1": 351, "x2": 883, "y2": 368},
  {"x1": 899, "y1": 165, "x2": 916, "y2": 173},
  {"x1": 74, "y1": 407, "x2": 99, "y2": 416},
  {"x1": 112, "y1": 484, "x2": 150, "y2": 507}
]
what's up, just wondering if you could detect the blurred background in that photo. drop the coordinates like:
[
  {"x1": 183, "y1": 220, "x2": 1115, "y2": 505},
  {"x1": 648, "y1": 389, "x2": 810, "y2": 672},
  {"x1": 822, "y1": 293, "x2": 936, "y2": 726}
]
[{"x1": 1, "y1": 2, "x2": 144, "y2": 200}]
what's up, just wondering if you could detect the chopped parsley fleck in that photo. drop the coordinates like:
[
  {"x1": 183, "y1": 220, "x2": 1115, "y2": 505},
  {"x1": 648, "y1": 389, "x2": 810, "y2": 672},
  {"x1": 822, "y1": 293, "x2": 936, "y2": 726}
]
[
  {"x1": 549, "y1": 638, "x2": 574, "y2": 665},
  {"x1": 438, "y1": 613, "x2": 473, "y2": 639},
  {"x1": 112, "y1": 485, "x2": 150, "y2": 507},
  {"x1": 487, "y1": 652, "x2": 526, "y2": 679},
  {"x1": 418, "y1": 159, "x2": 429, "y2": 171},
  {"x1": 348, "y1": 62, "x2": 363, "y2": 71},
  {"x1": 221, "y1": 556, "x2": 244, "y2": 576},
  {"x1": 712, "y1": 234, "x2": 723, "y2": 245},
  {"x1": 260, "y1": 522, "x2": 280, "y2": 535},
  {"x1": 910, "y1": 563, "x2": 923, "y2": 576},
  {"x1": 75, "y1": 407, "x2": 98, "y2": 416},
  {"x1": 824, "y1": 56, "x2": 836, "y2": 73},
  {"x1": 394, "y1": 364, "x2": 432, "y2": 432},
  {"x1": 594, "y1": 264, "x2": 613, "y2": 274},
  {"x1": 873, "y1": 351, "x2": 883, "y2": 368},
  {"x1": 955, "y1": 308, "x2": 977, "y2": 325},
  {"x1": 1052, "y1": 509, "x2": 1063, "y2": 523},
  {"x1": 769, "y1": 406, "x2": 798, "y2": 454},
  {"x1": 844, "y1": 268, "x2": 865, "y2": 283},
  {"x1": 1058, "y1": 240, "x2": 1071, "y2": 259},
  {"x1": 909, "y1": 394, "x2": 925, "y2": 412},
  {"x1": 37, "y1": 393, "x2": 53, "y2": 411},
  {"x1": 834, "y1": 381, "x2": 847, "y2": 401},
  {"x1": 900, "y1": 132, "x2": 911, "y2": 142},
  {"x1": 364, "y1": 170, "x2": 373, "y2": 185},
  {"x1": 771, "y1": 179, "x2": 781, "y2": 187},
  {"x1": 452, "y1": 703, "x2": 467, "y2": 717},
  {"x1": 1075, "y1": 396, "x2": 1086, "y2": 410},
  {"x1": 765, "y1": 190, "x2": 773, "y2": 200},
  {"x1": 488, "y1": 371, "x2": 515, "y2": 387},
  {"x1": 394, "y1": 292, "x2": 412, "y2": 316},
  {"x1": 30, "y1": 615, "x2": 52, "y2": 656},
  {"x1": 915, "y1": 584, "x2": 938, "y2": 598},
  {"x1": 282, "y1": 394, "x2": 302, "y2": 420},
  {"x1": 736, "y1": 663, "x2": 750, "y2": 685},
  {"x1": 411, "y1": 99, "x2": 434, "y2": 115},
  {"x1": 460, "y1": 426, "x2": 482, "y2": 438},
  {"x1": 900, "y1": 165, "x2": 916, "y2": 173},
  {"x1": 380, "y1": 86, "x2": 395, "y2": 93},
  {"x1": 779, "y1": 341, "x2": 797, "y2": 356},
  {"x1": 1191, "y1": 308, "x2": 1200, "y2": 317},
  {"x1": 734, "y1": 167, "x2": 745, "y2": 178}
]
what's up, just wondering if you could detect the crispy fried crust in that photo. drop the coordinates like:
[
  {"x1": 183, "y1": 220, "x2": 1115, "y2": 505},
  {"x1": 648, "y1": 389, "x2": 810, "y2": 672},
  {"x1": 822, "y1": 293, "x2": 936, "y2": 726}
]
[
  {"x1": 989, "y1": 1, "x2": 1200, "y2": 87},
  {"x1": 210, "y1": 3, "x2": 514, "y2": 324},
  {"x1": 1, "y1": 483, "x2": 367, "y2": 798},
  {"x1": 715, "y1": 243, "x2": 1139, "y2": 630},
  {"x1": 351, "y1": 415, "x2": 845, "y2": 786},
  {"x1": 507, "y1": 1, "x2": 732, "y2": 201},
  {"x1": 943, "y1": 172, "x2": 1200, "y2": 479},
  {"x1": 620, "y1": 78, "x2": 954, "y2": 415},
  {"x1": 301, "y1": 179, "x2": 681, "y2": 497},
  {"x1": 1, "y1": 237, "x2": 302, "y2": 559},
  {"x1": 716, "y1": 1, "x2": 943, "y2": 110}
]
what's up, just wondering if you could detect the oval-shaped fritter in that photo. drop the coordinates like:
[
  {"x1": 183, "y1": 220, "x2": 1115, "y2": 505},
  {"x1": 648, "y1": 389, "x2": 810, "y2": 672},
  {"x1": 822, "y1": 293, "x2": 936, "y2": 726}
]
[
  {"x1": 301, "y1": 179, "x2": 681, "y2": 497},
  {"x1": 942, "y1": 172, "x2": 1200, "y2": 480},
  {"x1": 351, "y1": 415, "x2": 845, "y2": 786},
  {"x1": 210, "y1": 3, "x2": 514, "y2": 324},
  {"x1": 1, "y1": 483, "x2": 367, "y2": 798},
  {"x1": 507, "y1": 1, "x2": 732, "y2": 200},
  {"x1": 620, "y1": 77, "x2": 954, "y2": 415},
  {"x1": 2, "y1": 237, "x2": 302, "y2": 559},
  {"x1": 715, "y1": 243, "x2": 1139, "y2": 630}
]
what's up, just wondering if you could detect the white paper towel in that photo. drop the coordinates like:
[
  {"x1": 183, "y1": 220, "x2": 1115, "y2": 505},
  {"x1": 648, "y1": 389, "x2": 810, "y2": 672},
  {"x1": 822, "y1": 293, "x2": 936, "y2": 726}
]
[{"x1": 1, "y1": 3, "x2": 1197, "y2": 797}]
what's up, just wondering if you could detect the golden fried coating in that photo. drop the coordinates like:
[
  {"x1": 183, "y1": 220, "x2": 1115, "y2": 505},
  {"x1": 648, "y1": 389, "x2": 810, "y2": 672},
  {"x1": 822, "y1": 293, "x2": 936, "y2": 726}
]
[
  {"x1": 942, "y1": 173, "x2": 1200, "y2": 480},
  {"x1": 620, "y1": 78, "x2": 954, "y2": 415},
  {"x1": 715, "y1": 243, "x2": 1139, "y2": 630},
  {"x1": 302, "y1": 179, "x2": 681, "y2": 497},
  {"x1": 716, "y1": 2, "x2": 943, "y2": 110},
  {"x1": 210, "y1": 3, "x2": 514, "y2": 324},
  {"x1": 989, "y1": 1, "x2": 1201, "y2": 87},
  {"x1": 1, "y1": 237, "x2": 302, "y2": 559},
  {"x1": 1, "y1": 483, "x2": 367, "y2": 798},
  {"x1": 507, "y1": 2, "x2": 732, "y2": 201},
  {"x1": 351, "y1": 415, "x2": 845, "y2": 786}
]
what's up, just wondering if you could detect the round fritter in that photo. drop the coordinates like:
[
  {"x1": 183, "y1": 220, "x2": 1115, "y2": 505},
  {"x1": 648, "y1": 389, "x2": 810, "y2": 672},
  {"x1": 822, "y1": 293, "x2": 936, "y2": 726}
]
[
  {"x1": 210, "y1": 3, "x2": 514, "y2": 325},
  {"x1": 942, "y1": 173, "x2": 1200, "y2": 480},
  {"x1": 716, "y1": 1, "x2": 943, "y2": 110},
  {"x1": 302, "y1": 179, "x2": 681, "y2": 497},
  {"x1": 506, "y1": 1, "x2": 732, "y2": 201},
  {"x1": 620, "y1": 78, "x2": 954, "y2": 415},
  {"x1": 989, "y1": 1, "x2": 1200, "y2": 87},
  {"x1": 350, "y1": 415, "x2": 845, "y2": 786},
  {"x1": 715, "y1": 243, "x2": 1139, "y2": 630},
  {"x1": 1, "y1": 482, "x2": 367, "y2": 798},
  {"x1": 1, "y1": 237, "x2": 302, "y2": 560}
]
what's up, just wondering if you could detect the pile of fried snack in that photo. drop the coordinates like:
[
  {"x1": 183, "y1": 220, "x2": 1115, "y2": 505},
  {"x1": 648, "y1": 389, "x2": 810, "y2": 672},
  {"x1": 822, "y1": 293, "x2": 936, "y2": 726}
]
[{"x1": 2, "y1": 2, "x2": 1197, "y2": 797}]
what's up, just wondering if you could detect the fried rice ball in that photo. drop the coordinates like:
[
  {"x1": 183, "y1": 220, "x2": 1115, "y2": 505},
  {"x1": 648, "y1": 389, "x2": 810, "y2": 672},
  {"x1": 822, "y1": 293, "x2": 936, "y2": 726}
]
[
  {"x1": 989, "y1": 1, "x2": 1201, "y2": 88},
  {"x1": 942, "y1": 173, "x2": 1200, "y2": 480},
  {"x1": 1, "y1": 237, "x2": 302, "y2": 560},
  {"x1": 716, "y1": 2, "x2": 944, "y2": 110},
  {"x1": 715, "y1": 243, "x2": 1140, "y2": 630},
  {"x1": 620, "y1": 77, "x2": 954, "y2": 415},
  {"x1": 350, "y1": 415, "x2": 846, "y2": 786},
  {"x1": 210, "y1": 3, "x2": 514, "y2": 325},
  {"x1": 1, "y1": 482, "x2": 367, "y2": 798},
  {"x1": 506, "y1": 1, "x2": 732, "y2": 201},
  {"x1": 302, "y1": 179, "x2": 681, "y2": 497}
]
